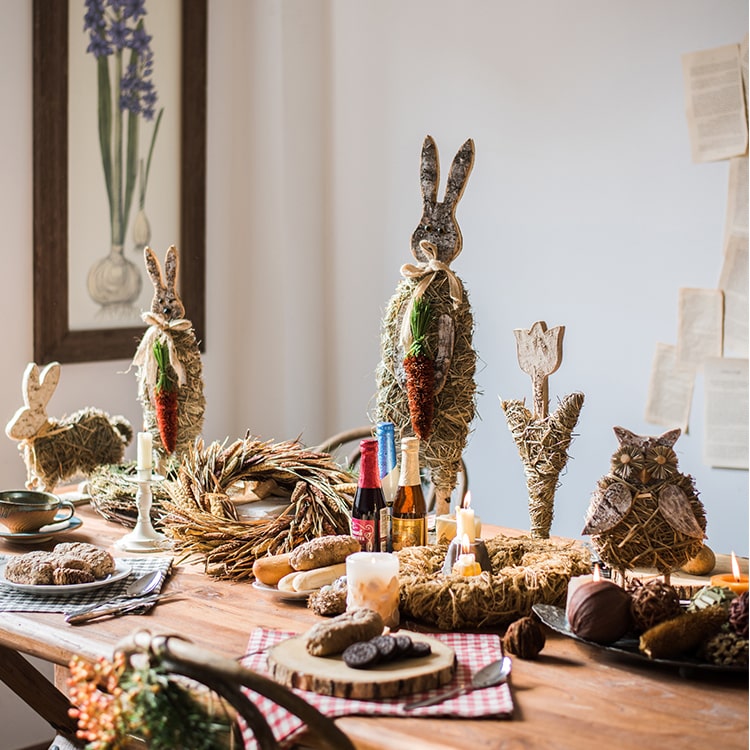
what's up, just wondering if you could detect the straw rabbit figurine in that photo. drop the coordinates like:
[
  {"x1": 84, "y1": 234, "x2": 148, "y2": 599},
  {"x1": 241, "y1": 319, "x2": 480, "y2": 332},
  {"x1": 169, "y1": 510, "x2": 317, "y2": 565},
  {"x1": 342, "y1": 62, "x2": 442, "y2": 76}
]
[
  {"x1": 5, "y1": 361, "x2": 133, "y2": 491},
  {"x1": 132, "y1": 245, "x2": 205, "y2": 461},
  {"x1": 376, "y1": 135, "x2": 478, "y2": 516}
]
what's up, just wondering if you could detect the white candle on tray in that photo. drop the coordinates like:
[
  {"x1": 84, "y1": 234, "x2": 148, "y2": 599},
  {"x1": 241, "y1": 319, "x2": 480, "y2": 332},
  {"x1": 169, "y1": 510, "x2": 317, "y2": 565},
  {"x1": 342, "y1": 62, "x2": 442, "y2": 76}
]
[
  {"x1": 137, "y1": 431, "x2": 153, "y2": 472},
  {"x1": 346, "y1": 552, "x2": 400, "y2": 628},
  {"x1": 455, "y1": 491, "x2": 476, "y2": 544}
]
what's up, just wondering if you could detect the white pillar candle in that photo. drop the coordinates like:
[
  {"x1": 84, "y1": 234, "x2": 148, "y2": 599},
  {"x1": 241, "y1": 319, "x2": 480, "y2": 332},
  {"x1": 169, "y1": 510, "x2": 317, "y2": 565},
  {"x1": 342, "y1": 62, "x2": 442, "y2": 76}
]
[
  {"x1": 435, "y1": 514, "x2": 483, "y2": 544},
  {"x1": 455, "y1": 505, "x2": 476, "y2": 544},
  {"x1": 346, "y1": 551, "x2": 400, "y2": 629},
  {"x1": 137, "y1": 432, "x2": 153, "y2": 472}
]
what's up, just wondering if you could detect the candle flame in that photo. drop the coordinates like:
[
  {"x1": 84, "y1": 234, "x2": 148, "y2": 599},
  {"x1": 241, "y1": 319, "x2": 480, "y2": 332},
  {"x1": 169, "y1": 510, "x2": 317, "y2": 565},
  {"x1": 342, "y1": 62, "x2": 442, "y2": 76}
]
[
  {"x1": 461, "y1": 533, "x2": 471, "y2": 555},
  {"x1": 731, "y1": 551, "x2": 741, "y2": 582},
  {"x1": 461, "y1": 491, "x2": 472, "y2": 510},
  {"x1": 592, "y1": 564, "x2": 602, "y2": 582}
]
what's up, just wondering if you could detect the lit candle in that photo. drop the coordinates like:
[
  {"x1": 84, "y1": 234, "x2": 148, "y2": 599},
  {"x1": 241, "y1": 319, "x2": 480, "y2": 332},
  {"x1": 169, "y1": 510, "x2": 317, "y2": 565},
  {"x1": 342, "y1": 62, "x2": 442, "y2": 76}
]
[
  {"x1": 346, "y1": 552, "x2": 400, "y2": 628},
  {"x1": 435, "y1": 512, "x2": 482, "y2": 544},
  {"x1": 451, "y1": 534, "x2": 482, "y2": 577},
  {"x1": 455, "y1": 492, "x2": 476, "y2": 544},
  {"x1": 710, "y1": 552, "x2": 749, "y2": 595},
  {"x1": 137, "y1": 431, "x2": 153, "y2": 472}
]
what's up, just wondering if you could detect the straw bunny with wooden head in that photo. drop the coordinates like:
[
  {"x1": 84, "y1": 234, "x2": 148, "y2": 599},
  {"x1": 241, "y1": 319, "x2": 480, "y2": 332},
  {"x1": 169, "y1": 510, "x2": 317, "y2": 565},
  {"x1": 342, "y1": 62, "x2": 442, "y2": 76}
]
[
  {"x1": 376, "y1": 135, "x2": 478, "y2": 516},
  {"x1": 5, "y1": 362, "x2": 133, "y2": 491},
  {"x1": 132, "y1": 245, "x2": 205, "y2": 460}
]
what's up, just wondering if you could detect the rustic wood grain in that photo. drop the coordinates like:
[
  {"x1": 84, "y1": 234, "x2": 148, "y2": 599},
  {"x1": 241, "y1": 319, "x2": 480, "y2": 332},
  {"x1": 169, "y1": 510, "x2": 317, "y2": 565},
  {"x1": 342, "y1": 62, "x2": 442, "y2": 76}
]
[{"x1": 0, "y1": 505, "x2": 746, "y2": 750}]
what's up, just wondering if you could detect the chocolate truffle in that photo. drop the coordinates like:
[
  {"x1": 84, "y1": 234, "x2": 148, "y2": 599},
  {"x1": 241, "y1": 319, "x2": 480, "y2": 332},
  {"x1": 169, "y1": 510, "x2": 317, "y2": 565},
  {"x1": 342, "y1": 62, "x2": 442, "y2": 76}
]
[
  {"x1": 629, "y1": 580, "x2": 682, "y2": 633},
  {"x1": 567, "y1": 580, "x2": 632, "y2": 644},
  {"x1": 504, "y1": 616, "x2": 546, "y2": 660}
]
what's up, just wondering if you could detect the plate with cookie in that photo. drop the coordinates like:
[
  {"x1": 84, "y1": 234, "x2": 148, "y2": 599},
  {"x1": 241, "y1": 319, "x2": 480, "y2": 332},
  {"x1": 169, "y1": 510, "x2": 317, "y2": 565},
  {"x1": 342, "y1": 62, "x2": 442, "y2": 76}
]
[{"x1": 0, "y1": 542, "x2": 131, "y2": 595}]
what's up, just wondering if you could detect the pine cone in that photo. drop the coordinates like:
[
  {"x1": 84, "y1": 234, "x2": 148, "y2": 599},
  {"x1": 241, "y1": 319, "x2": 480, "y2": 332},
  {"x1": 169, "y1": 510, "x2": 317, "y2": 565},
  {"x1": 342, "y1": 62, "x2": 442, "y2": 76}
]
[
  {"x1": 629, "y1": 580, "x2": 682, "y2": 633},
  {"x1": 503, "y1": 616, "x2": 546, "y2": 660},
  {"x1": 728, "y1": 591, "x2": 749, "y2": 638},
  {"x1": 699, "y1": 631, "x2": 749, "y2": 667}
]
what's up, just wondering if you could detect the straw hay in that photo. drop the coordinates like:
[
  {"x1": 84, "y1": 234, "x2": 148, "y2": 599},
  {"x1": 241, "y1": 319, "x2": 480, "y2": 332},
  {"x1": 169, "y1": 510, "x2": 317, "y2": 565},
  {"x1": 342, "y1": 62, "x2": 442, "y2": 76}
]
[
  {"x1": 501, "y1": 392, "x2": 584, "y2": 539},
  {"x1": 376, "y1": 274, "x2": 477, "y2": 501},
  {"x1": 396, "y1": 535, "x2": 590, "y2": 630},
  {"x1": 158, "y1": 436, "x2": 356, "y2": 580}
]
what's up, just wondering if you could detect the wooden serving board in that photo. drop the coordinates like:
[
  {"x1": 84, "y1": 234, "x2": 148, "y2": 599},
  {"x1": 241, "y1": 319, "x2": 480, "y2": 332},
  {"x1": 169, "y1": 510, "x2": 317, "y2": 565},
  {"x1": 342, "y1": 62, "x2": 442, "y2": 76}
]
[{"x1": 267, "y1": 632, "x2": 455, "y2": 699}]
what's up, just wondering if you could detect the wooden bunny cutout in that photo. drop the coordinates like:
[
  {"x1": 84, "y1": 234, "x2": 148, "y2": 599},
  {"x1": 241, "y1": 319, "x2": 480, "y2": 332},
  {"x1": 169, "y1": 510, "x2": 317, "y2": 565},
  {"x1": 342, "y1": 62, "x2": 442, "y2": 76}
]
[
  {"x1": 5, "y1": 362, "x2": 133, "y2": 491},
  {"x1": 132, "y1": 245, "x2": 205, "y2": 459},
  {"x1": 376, "y1": 136, "x2": 478, "y2": 516}
]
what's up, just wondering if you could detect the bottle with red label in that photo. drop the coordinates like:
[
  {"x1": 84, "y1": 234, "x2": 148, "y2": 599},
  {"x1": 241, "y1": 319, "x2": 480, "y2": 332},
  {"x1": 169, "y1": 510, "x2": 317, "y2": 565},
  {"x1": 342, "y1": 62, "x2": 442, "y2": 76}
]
[{"x1": 351, "y1": 438, "x2": 388, "y2": 552}]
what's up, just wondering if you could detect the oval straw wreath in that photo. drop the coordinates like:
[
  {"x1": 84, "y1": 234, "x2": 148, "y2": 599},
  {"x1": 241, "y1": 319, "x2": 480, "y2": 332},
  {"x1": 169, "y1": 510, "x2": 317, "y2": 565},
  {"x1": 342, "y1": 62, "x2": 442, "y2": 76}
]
[
  {"x1": 396, "y1": 536, "x2": 591, "y2": 630},
  {"x1": 159, "y1": 436, "x2": 356, "y2": 580}
]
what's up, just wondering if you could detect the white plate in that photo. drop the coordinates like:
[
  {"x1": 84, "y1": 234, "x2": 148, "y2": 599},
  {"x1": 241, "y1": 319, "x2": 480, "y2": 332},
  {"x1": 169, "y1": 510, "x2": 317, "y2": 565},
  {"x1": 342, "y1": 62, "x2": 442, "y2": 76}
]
[
  {"x1": 0, "y1": 515, "x2": 83, "y2": 544},
  {"x1": 252, "y1": 580, "x2": 316, "y2": 601},
  {"x1": 0, "y1": 559, "x2": 132, "y2": 595}
]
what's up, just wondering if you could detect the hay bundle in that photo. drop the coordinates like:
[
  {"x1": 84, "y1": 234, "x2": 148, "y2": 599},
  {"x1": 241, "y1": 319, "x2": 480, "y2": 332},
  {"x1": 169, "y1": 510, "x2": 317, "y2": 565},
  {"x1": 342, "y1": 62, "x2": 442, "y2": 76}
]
[
  {"x1": 501, "y1": 392, "x2": 584, "y2": 539},
  {"x1": 397, "y1": 535, "x2": 590, "y2": 630},
  {"x1": 376, "y1": 273, "x2": 477, "y2": 507},
  {"x1": 159, "y1": 436, "x2": 356, "y2": 580}
]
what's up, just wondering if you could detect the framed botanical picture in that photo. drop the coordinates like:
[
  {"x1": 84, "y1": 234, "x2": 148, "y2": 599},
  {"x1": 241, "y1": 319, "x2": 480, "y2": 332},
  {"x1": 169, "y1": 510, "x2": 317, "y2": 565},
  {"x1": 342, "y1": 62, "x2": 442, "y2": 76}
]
[{"x1": 33, "y1": 0, "x2": 207, "y2": 363}]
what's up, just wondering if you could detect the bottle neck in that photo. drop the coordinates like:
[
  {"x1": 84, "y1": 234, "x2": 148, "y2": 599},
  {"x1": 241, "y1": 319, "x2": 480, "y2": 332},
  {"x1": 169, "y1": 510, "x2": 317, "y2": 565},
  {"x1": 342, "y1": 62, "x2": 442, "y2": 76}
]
[
  {"x1": 358, "y1": 439, "x2": 382, "y2": 489},
  {"x1": 376, "y1": 422, "x2": 397, "y2": 477},
  {"x1": 398, "y1": 437, "x2": 421, "y2": 487}
]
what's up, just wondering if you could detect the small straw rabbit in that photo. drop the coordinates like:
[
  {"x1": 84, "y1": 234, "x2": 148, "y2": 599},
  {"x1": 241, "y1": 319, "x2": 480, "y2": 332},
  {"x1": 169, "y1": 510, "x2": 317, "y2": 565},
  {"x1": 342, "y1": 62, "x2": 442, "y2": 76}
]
[
  {"x1": 5, "y1": 362, "x2": 133, "y2": 491},
  {"x1": 376, "y1": 135, "x2": 478, "y2": 516},
  {"x1": 132, "y1": 245, "x2": 205, "y2": 461}
]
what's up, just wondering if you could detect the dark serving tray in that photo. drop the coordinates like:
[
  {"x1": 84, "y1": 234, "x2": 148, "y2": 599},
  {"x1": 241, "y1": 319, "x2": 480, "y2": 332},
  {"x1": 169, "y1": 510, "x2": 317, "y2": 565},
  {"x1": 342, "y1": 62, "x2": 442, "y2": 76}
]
[{"x1": 532, "y1": 603, "x2": 748, "y2": 677}]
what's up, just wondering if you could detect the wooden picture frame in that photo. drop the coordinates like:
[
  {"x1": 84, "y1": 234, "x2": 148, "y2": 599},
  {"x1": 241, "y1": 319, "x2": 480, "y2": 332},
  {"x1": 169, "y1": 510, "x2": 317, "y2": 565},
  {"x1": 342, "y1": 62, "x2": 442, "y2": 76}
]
[{"x1": 32, "y1": 0, "x2": 207, "y2": 363}]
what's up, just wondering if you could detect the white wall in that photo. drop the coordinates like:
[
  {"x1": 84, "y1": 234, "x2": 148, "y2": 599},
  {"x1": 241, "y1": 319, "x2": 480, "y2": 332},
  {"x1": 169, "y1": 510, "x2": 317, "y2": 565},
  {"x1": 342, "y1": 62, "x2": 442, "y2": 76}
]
[{"x1": 0, "y1": 1, "x2": 747, "y2": 745}]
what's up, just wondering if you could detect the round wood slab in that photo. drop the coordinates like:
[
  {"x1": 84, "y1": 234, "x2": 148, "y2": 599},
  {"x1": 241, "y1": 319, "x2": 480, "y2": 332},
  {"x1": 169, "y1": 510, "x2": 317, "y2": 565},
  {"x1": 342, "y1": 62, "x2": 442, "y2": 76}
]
[{"x1": 267, "y1": 632, "x2": 455, "y2": 699}]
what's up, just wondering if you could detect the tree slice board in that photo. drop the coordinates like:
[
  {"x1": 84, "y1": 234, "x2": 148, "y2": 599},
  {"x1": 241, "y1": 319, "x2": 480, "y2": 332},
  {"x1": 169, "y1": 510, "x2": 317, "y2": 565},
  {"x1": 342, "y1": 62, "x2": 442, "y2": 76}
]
[{"x1": 267, "y1": 632, "x2": 455, "y2": 699}]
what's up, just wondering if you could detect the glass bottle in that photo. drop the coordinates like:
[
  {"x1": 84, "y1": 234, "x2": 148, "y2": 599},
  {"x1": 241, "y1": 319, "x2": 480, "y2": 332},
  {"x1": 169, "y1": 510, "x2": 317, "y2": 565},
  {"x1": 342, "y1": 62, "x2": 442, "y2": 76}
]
[
  {"x1": 391, "y1": 436, "x2": 427, "y2": 550},
  {"x1": 376, "y1": 421, "x2": 398, "y2": 551},
  {"x1": 351, "y1": 438, "x2": 388, "y2": 552}
]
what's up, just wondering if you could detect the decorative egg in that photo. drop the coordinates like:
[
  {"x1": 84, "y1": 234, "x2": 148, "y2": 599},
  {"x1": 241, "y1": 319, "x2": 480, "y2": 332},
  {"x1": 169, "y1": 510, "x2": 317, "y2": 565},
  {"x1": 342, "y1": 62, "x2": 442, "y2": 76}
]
[{"x1": 567, "y1": 580, "x2": 632, "y2": 644}]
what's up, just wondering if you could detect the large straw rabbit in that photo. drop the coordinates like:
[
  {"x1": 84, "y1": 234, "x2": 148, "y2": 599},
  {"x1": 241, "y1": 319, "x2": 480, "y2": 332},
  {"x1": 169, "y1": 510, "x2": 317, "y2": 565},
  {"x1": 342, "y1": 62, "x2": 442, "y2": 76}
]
[
  {"x1": 376, "y1": 135, "x2": 478, "y2": 516},
  {"x1": 5, "y1": 362, "x2": 133, "y2": 491},
  {"x1": 132, "y1": 245, "x2": 205, "y2": 460}
]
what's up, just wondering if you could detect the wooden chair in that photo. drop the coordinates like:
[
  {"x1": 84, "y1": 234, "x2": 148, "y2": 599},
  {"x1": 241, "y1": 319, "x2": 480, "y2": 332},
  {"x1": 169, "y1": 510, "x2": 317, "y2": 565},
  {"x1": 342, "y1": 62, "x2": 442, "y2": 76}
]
[
  {"x1": 54, "y1": 631, "x2": 354, "y2": 750},
  {"x1": 314, "y1": 426, "x2": 469, "y2": 512}
]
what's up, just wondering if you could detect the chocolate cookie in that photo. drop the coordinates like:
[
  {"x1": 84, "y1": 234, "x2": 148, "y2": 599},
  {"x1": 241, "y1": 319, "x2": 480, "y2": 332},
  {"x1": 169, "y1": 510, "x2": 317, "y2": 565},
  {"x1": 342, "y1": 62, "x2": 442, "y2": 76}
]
[{"x1": 342, "y1": 641, "x2": 380, "y2": 669}]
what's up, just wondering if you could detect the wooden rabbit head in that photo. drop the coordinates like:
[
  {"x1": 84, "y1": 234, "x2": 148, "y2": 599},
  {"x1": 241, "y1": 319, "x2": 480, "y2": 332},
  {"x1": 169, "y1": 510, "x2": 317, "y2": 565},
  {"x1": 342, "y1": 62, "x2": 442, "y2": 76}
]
[
  {"x1": 145, "y1": 245, "x2": 185, "y2": 321},
  {"x1": 410, "y1": 135, "x2": 475, "y2": 265},
  {"x1": 5, "y1": 362, "x2": 60, "y2": 440}
]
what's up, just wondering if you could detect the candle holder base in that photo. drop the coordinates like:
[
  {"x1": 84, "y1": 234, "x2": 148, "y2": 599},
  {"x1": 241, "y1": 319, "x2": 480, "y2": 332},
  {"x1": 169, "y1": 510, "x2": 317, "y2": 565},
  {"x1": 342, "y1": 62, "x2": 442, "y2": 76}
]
[
  {"x1": 117, "y1": 473, "x2": 170, "y2": 554},
  {"x1": 442, "y1": 538, "x2": 491, "y2": 576}
]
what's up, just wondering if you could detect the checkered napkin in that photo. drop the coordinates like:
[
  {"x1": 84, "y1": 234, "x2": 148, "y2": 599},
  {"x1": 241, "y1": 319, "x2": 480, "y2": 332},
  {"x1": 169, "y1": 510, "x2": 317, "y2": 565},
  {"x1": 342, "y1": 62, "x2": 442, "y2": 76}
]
[
  {"x1": 239, "y1": 628, "x2": 513, "y2": 748},
  {"x1": 0, "y1": 554, "x2": 172, "y2": 613}
]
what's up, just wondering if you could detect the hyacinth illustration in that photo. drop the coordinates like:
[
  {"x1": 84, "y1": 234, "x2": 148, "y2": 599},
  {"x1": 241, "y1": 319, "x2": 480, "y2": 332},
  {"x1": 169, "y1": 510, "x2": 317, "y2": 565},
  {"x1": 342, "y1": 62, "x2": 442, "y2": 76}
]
[{"x1": 83, "y1": 0, "x2": 163, "y2": 250}]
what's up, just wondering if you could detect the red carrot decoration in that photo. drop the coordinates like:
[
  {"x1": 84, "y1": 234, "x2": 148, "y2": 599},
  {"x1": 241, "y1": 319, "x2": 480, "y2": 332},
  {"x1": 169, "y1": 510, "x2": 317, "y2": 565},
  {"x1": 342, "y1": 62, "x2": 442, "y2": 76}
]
[
  {"x1": 404, "y1": 296, "x2": 435, "y2": 439},
  {"x1": 152, "y1": 339, "x2": 178, "y2": 454}
]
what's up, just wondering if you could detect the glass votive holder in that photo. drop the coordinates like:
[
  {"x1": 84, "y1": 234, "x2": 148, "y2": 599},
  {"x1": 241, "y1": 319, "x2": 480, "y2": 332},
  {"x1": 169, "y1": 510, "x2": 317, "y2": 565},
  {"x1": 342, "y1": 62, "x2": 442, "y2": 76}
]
[{"x1": 346, "y1": 551, "x2": 400, "y2": 629}]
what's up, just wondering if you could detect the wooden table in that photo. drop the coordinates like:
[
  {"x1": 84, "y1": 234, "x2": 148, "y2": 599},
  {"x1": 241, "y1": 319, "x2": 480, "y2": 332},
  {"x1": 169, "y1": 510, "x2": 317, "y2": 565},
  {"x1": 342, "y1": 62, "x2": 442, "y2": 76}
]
[{"x1": 0, "y1": 505, "x2": 747, "y2": 750}]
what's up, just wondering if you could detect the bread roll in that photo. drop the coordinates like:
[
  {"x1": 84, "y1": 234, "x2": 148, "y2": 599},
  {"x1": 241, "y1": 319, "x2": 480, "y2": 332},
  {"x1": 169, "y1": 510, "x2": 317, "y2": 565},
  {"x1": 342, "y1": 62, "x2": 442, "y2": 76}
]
[{"x1": 253, "y1": 552, "x2": 295, "y2": 586}]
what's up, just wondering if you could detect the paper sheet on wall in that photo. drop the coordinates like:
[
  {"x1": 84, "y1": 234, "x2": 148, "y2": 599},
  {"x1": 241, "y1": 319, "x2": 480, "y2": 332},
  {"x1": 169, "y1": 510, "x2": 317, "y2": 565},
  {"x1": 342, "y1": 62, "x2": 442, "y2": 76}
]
[
  {"x1": 676, "y1": 288, "x2": 724, "y2": 366},
  {"x1": 703, "y1": 357, "x2": 749, "y2": 469},
  {"x1": 723, "y1": 156, "x2": 749, "y2": 240},
  {"x1": 719, "y1": 233, "x2": 749, "y2": 357},
  {"x1": 681, "y1": 43, "x2": 748, "y2": 163},
  {"x1": 644, "y1": 342, "x2": 695, "y2": 432}
]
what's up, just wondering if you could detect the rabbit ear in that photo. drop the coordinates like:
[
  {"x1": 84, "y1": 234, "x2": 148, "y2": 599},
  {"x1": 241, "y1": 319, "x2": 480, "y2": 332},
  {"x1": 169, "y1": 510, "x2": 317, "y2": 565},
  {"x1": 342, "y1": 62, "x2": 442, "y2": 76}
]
[
  {"x1": 144, "y1": 246, "x2": 165, "y2": 290},
  {"x1": 443, "y1": 138, "x2": 475, "y2": 210},
  {"x1": 5, "y1": 362, "x2": 59, "y2": 440},
  {"x1": 35, "y1": 362, "x2": 61, "y2": 406},
  {"x1": 164, "y1": 245, "x2": 179, "y2": 292},
  {"x1": 419, "y1": 135, "x2": 440, "y2": 206}
]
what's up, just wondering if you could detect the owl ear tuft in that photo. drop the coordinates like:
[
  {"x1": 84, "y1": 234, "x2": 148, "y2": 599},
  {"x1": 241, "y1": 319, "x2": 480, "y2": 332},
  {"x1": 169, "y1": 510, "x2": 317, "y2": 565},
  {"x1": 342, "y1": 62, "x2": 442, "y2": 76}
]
[
  {"x1": 613, "y1": 426, "x2": 638, "y2": 446},
  {"x1": 657, "y1": 428, "x2": 681, "y2": 447}
]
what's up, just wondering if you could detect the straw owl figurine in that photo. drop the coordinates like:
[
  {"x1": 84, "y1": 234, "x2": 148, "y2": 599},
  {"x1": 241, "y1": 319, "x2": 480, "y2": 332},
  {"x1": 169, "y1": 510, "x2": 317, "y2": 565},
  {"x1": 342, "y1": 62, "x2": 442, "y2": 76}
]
[
  {"x1": 376, "y1": 135, "x2": 478, "y2": 516},
  {"x1": 132, "y1": 246, "x2": 205, "y2": 460}
]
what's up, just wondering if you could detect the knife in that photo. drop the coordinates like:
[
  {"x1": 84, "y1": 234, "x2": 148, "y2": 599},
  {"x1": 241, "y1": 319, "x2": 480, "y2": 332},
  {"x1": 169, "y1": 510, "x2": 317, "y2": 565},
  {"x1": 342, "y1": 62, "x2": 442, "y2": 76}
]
[{"x1": 65, "y1": 591, "x2": 182, "y2": 625}]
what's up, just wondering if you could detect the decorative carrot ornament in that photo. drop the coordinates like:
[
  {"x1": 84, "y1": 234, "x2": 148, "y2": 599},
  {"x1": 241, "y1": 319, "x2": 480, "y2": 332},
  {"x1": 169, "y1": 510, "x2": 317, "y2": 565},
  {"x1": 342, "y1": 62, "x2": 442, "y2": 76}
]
[
  {"x1": 404, "y1": 296, "x2": 435, "y2": 439},
  {"x1": 152, "y1": 339, "x2": 178, "y2": 454}
]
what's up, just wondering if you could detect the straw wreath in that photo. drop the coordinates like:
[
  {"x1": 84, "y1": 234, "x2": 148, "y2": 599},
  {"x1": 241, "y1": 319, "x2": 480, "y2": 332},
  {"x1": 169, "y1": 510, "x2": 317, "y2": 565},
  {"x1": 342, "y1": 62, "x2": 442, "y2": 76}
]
[
  {"x1": 159, "y1": 436, "x2": 356, "y2": 580},
  {"x1": 396, "y1": 535, "x2": 590, "y2": 630}
]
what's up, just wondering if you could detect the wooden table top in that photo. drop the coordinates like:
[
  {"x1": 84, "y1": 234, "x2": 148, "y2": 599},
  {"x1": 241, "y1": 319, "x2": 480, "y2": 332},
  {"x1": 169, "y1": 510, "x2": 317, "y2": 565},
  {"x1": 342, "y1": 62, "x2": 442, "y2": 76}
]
[{"x1": 0, "y1": 504, "x2": 747, "y2": 750}]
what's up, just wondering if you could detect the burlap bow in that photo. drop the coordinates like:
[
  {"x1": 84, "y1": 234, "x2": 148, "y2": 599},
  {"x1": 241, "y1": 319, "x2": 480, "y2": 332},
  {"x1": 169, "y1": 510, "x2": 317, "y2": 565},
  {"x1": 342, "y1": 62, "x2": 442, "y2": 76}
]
[
  {"x1": 399, "y1": 240, "x2": 463, "y2": 350},
  {"x1": 131, "y1": 312, "x2": 192, "y2": 389}
]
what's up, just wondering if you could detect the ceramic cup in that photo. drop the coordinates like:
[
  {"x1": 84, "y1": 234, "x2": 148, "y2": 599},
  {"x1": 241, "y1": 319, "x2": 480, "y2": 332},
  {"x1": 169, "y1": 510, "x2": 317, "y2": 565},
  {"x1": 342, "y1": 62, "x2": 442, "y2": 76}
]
[{"x1": 0, "y1": 490, "x2": 75, "y2": 534}]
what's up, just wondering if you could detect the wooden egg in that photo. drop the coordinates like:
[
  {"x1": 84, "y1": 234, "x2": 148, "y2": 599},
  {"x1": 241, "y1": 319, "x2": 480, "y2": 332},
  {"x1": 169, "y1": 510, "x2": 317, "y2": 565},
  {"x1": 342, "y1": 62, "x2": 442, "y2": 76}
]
[{"x1": 567, "y1": 580, "x2": 632, "y2": 644}]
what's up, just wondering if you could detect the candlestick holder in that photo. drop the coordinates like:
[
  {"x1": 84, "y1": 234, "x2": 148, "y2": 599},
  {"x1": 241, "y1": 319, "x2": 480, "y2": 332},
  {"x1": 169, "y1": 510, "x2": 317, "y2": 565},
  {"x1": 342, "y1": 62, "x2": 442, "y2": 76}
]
[
  {"x1": 116, "y1": 472, "x2": 169, "y2": 553},
  {"x1": 442, "y1": 537, "x2": 491, "y2": 576}
]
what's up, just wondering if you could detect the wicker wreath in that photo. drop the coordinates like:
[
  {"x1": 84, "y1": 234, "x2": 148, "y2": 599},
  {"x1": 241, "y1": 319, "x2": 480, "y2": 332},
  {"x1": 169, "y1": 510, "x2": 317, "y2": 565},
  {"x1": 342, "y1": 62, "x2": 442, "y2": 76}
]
[
  {"x1": 159, "y1": 436, "x2": 356, "y2": 580},
  {"x1": 396, "y1": 535, "x2": 591, "y2": 630}
]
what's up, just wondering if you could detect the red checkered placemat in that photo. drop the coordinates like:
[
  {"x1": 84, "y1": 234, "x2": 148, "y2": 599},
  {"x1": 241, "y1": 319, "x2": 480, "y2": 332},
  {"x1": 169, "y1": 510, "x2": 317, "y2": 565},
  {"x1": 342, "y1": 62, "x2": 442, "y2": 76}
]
[{"x1": 240, "y1": 627, "x2": 513, "y2": 748}]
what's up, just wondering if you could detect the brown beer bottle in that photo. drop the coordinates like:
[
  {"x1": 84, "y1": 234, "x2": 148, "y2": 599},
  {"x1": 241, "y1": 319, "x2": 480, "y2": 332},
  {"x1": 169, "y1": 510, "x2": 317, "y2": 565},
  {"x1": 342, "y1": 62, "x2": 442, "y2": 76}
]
[{"x1": 391, "y1": 436, "x2": 427, "y2": 550}]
